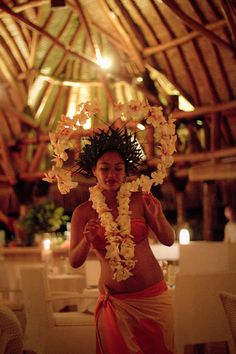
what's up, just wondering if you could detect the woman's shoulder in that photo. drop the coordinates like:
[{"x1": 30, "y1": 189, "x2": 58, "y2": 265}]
[
  {"x1": 130, "y1": 192, "x2": 145, "y2": 213},
  {"x1": 72, "y1": 200, "x2": 93, "y2": 217},
  {"x1": 131, "y1": 191, "x2": 152, "y2": 202},
  {"x1": 131, "y1": 191, "x2": 143, "y2": 199}
]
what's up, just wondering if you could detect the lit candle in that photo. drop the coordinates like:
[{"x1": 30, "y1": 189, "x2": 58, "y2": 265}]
[
  {"x1": 179, "y1": 228, "x2": 190, "y2": 244},
  {"x1": 42, "y1": 237, "x2": 52, "y2": 262}
]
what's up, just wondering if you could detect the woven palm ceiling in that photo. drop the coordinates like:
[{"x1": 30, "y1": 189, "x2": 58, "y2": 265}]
[{"x1": 0, "y1": 0, "x2": 236, "y2": 193}]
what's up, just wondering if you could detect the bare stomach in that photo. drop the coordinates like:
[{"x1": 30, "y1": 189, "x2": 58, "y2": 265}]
[{"x1": 94, "y1": 238, "x2": 164, "y2": 294}]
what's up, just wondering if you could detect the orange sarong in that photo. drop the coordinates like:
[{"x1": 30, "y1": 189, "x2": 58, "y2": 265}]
[{"x1": 95, "y1": 280, "x2": 174, "y2": 354}]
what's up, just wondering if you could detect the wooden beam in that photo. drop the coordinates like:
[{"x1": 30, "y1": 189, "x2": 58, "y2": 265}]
[
  {"x1": 38, "y1": 11, "x2": 74, "y2": 71},
  {"x1": 0, "y1": 20, "x2": 28, "y2": 72},
  {"x1": 144, "y1": 19, "x2": 226, "y2": 56},
  {"x1": 203, "y1": 181, "x2": 216, "y2": 241},
  {"x1": 0, "y1": 2, "x2": 99, "y2": 66},
  {"x1": 219, "y1": 0, "x2": 236, "y2": 50},
  {"x1": 19, "y1": 171, "x2": 45, "y2": 181},
  {"x1": 0, "y1": 134, "x2": 17, "y2": 184},
  {"x1": 149, "y1": 146, "x2": 236, "y2": 166},
  {"x1": 0, "y1": 2, "x2": 134, "y2": 84},
  {"x1": 94, "y1": 0, "x2": 145, "y2": 72},
  {"x1": 189, "y1": 162, "x2": 236, "y2": 181},
  {"x1": 28, "y1": 142, "x2": 47, "y2": 173},
  {"x1": 0, "y1": 1, "x2": 48, "y2": 15},
  {"x1": 74, "y1": 0, "x2": 115, "y2": 105},
  {"x1": 162, "y1": 0, "x2": 235, "y2": 54},
  {"x1": 171, "y1": 100, "x2": 236, "y2": 119},
  {"x1": 0, "y1": 103, "x2": 38, "y2": 128}
]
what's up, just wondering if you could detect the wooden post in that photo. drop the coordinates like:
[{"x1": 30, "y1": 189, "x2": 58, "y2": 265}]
[
  {"x1": 203, "y1": 181, "x2": 216, "y2": 241},
  {"x1": 176, "y1": 191, "x2": 185, "y2": 226}
]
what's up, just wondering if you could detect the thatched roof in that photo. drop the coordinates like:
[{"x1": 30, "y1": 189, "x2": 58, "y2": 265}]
[{"x1": 0, "y1": 0, "x2": 236, "y2": 239}]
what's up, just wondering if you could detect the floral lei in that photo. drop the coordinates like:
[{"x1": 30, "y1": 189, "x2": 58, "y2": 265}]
[{"x1": 44, "y1": 100, "x2": 176, "y2": 281}]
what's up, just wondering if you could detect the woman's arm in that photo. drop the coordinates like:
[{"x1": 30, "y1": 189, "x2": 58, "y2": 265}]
[
  {"x1": 69, "y1": 203, "x2": 100, "y2": 268},
  {"x1": 142, "y1": 193, "x2": 175, "y2": 246}
]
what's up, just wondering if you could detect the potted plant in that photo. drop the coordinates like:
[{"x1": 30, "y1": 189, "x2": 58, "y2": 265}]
[{"x1": 19, "y1": 201, "x2": 69, "y2": 246}]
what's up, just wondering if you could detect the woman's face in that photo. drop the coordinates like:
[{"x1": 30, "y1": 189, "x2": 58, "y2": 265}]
[{"x1": 93, "y1": 151, "x2": 126, "y2": 191}]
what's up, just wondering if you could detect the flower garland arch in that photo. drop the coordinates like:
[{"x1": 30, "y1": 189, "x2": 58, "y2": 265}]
[{"x1": 44, "y1": 100, "x2": 176, "y2": 281}]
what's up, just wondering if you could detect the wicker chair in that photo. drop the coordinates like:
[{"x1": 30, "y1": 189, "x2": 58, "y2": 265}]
[
  {"x1": 219, "y1": 291, "x2": 236, "y2": 349},
  {"x1": 174, "y1": 272, "x2": 236, "y2": 354},
  {"x1": 0, "y1": 302, "x2": 23, "y2": 354}
]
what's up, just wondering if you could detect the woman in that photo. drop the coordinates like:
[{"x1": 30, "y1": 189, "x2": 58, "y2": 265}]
[
  {"x1": 224, "y1": 205, "x2": 236, "y2": 243},
  {"x1": 69, "y1": 127, "x2": 175, "y2": 354}
]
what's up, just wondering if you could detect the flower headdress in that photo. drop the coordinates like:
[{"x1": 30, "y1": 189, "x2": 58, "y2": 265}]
[
  {"x1": 44, "y1": 100, "x2": 176, "y2": 281},
  {"x1": 77, "y1": 127, "x2": 143, "y2": 176}
]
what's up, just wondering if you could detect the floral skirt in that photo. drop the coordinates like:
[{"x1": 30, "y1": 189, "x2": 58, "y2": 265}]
[{"x1": 95, "y1": 280, "x2": 174, "y2": 354}]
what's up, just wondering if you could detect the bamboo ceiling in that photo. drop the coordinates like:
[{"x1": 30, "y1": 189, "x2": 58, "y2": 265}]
[{"x1": 0, "y1": 0, "x2": 236, "y2": 193}]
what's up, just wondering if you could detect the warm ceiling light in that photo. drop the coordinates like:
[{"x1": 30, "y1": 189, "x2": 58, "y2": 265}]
[
  {"x1": 97, "y1": 57, "x2": 112, "y2": 69},
  {"x1": 137, "y1": 123, "x2": 145, "y2": 131},
  {"x1": 136, "y1": 77, "x2": 143, "y2": 83}
]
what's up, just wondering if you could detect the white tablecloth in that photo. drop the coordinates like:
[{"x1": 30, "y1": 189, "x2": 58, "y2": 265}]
[
  {"x1": 48, "y1": 274, "x2": 86, "y2": 293},
  {"x1": 79, "y1": 287, "x2": 99, "y2": 314}
]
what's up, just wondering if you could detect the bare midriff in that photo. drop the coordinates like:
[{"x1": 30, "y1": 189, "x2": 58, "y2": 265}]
[{"x1": 94, "y1": 238, "x2": 164, "y2": 294}]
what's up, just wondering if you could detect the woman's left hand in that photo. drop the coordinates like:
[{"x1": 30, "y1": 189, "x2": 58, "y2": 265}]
[
  {"x1": 142, "y1": 193, "x2": 161, "y2": 219},
  {"x1": 142, "y1": 192, "x2": 175, "y2": 246}
]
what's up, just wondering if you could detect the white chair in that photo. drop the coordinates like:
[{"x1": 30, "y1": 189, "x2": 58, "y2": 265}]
[
  {"x1": 0, "y1": 262, "x2": 26, "y2": 332},
  {"x1": 0, "y1": 302, "x2": 24, "y2": 354},
  {"x1": 179, "y1": 241, "x2": 236, "y2": 274},
  {"x1": 219, "y1": 291, "x2": 236, "y2": 349},
  {"x1": 20, "y1": 264, "x2": 96, "y2": 354},
  {"x1": 84, "y1": 258, "x2": 100, "y2": 288},
  {"x1": 174, "y1": 271, "x2": 236, "y2": 354}
]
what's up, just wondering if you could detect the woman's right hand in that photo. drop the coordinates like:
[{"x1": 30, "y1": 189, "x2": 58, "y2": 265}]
[{"x1": 83, "y1": 218, "x2": 100, "y2": 243}]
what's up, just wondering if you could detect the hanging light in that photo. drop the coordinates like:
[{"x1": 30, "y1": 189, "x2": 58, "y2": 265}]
[{"x1": 97, "y1": 57, "x2": 112, "y2": 69}]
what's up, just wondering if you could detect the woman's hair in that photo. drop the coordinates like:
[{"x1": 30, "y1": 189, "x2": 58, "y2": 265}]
[{"x1": 76, "y1": 127, "x2": 143, "y2": 176}]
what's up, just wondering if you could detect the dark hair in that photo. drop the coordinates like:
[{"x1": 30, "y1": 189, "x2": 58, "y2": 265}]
[{"x1": 76, "y1": 127, "x2": 143, "y2": 176}]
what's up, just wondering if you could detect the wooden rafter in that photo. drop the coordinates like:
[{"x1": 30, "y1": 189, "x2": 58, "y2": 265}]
[
  {"x1": 39, "y1": 14, "x2": 73, "y2": 70},
  {"x1": 0, "y1": 2, "x2": 99, "y2": 66},
  {"x1": 162, "y1": 0, "x2": 235, "y2": 54},
  {"x1": 149, "y1": 0, "x2": 199, "y2": 105},
  {"x1": 219, "y1": 0, "x2": 236, "y2": 50},
  {"x1": 189, "y1": 162, "x2": 236, "y2": 181},
  {"x1": 0, "y1": 2, "x2": 137, "y2": 85},
  {"x1": 144, "y1": 19, "x2": 226, "y2": 56},
  {"x1": 96, "y1": 0, "x2": 145, "y2": 72},
  {"x1": 74, "y1": 0, "x2": 115, "y2": 105},
  {"x1": 0, "y1": 133, "x2": 16, "y2": 184},
  {"x1": 28, "y1": 142, "x2": 47, "y2": 173},
  {"x1": 0, "y1": 1, "x2": 48, "y2": 15},
  {"x1": 172, "y1": 99, "x2": 236, "y2": 119},
  {"x1": 0, "y1": 103, "x2": 38, "y2": 128},
  {"x1": 153, "y1": 146, "x2": 236, "y2": 165},
  {"x1": 0, "y1": 21, "x2": 28, "y2": 72}
]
